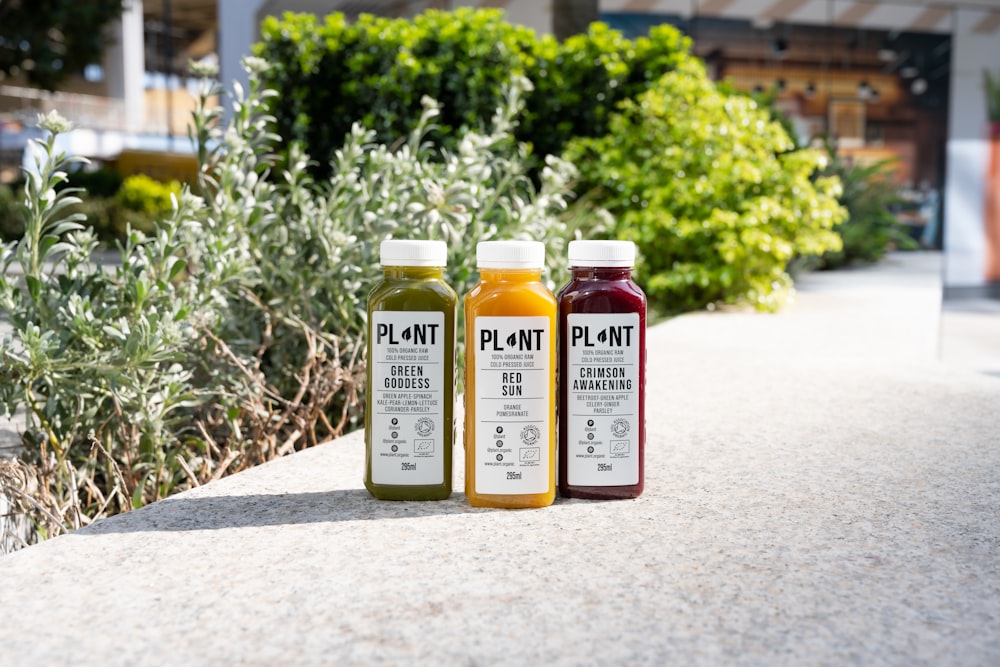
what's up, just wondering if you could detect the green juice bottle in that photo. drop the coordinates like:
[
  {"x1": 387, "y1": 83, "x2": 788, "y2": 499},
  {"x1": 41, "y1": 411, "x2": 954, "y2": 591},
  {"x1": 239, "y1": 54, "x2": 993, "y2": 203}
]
[{"x1": 365, "y1": 240, "x2": 457, "y2": 500}]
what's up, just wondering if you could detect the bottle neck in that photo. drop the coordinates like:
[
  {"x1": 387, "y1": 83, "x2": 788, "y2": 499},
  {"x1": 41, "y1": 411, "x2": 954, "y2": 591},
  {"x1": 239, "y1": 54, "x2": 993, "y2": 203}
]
[
  {"x1": 570, "y1": 266, "x2": 633, "y2": 281},
  {"x1": 382, "y1": 266, "x2": 445, "y2": 280},
  {"x1": 479, "y1": 268, "x2": 544, "y2": 282}
]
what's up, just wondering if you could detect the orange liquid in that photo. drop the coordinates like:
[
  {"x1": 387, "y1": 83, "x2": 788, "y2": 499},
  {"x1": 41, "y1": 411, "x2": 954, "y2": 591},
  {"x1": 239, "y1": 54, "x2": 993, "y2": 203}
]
[{"x1": 464, "y1": 268, "x2": 556, "y2": 508}]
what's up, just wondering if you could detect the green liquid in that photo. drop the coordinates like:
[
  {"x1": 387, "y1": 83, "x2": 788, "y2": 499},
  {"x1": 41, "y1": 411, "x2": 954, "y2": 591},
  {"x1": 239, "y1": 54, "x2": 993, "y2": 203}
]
[{"x1": 365, "y1": 266, "x2": 457, "y2": 500}]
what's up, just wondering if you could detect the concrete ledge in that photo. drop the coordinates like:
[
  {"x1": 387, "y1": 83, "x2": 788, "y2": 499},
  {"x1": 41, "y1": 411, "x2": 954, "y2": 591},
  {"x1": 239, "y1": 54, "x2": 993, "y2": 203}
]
[{"x1": 1, "y1": 253, "x2": 998, "y2": 665}]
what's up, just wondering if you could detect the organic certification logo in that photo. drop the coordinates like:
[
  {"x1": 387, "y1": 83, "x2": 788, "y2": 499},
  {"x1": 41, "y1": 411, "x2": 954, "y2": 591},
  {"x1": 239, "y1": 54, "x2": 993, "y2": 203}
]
[{"x1": 415, "y1": 417, "x2": 434, "y2": 437}]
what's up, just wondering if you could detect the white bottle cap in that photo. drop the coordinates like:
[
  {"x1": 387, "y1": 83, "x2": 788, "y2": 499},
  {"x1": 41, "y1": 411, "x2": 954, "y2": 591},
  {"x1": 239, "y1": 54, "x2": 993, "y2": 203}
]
[
  {"x1": 476, "y1": 240, "x2": 545, "y2": 269},
  {"x1": 379, "y1": 239, "x2": 448, "y2": 267},
  {"x1": 568, "y1": 240, "x2": 636, "y2": 268}
]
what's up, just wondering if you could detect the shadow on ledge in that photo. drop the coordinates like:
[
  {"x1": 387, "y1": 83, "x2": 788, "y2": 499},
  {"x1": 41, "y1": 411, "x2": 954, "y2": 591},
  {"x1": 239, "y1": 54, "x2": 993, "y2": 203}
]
[{"x1": 79, "y1": 488, "x2": 492, "y2": 534}]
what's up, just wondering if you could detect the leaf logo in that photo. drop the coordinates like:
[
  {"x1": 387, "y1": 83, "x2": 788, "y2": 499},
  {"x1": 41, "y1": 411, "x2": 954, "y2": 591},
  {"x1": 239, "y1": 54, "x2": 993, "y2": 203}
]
[
  {"x1": 401, "y1": 327, "x2": 412, "y2": 341},
  {"x1": 506, "y1": 332, "x2": 518, "y2": 348},
  {"x1": 596, "y1": 328, "x2": 608, "y2": 344}
]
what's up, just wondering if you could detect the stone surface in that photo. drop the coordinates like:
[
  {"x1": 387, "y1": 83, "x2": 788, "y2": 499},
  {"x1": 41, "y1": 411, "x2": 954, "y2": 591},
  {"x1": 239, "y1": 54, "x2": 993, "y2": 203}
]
[
  {"x1": 0, "y1": 252, "x2": 998, "y2": 666},
  {"x1": 942, "y1": 295, "x2": 1000, "y2": 377}
]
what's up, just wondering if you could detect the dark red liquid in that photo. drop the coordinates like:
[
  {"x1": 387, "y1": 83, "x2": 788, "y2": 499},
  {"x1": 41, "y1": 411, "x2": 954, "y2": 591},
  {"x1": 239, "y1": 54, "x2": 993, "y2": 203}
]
[{"x1": 557, "y1": 266, "x2": 646, "y2": 499}]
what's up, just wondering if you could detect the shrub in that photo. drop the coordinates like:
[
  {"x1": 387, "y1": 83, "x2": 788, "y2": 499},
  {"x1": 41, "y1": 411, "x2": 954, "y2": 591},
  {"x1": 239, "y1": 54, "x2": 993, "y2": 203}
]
[
  {"x1": 100, "y1": 174, "x2": 184, "y2": 237},
  {"x1": 117, "y1": 173, "x2": 182, "y2": 217},
  {"x1": 52, "y1": 197, "x2": 156, "y2": 244},
  {"x1": 1, "y1": 112, "x2": 220, "y2": 540},
  {"x1": 0, "y1": 62, "x2": 589, "y2": 546},
  {"x1": 985, "y1": 69, "x2": 1000, "y2": 122},
  {"x1": 521, "y1": 23, "x2": 693, "y2": 163},
  {"x1": 565, "y1": 61, "x2": 846, "y2": 312},
  {"x1": 69, "y1": 196, "x2": 118, "y2": 240},
  {"x1": 0, "y1": 184, "x2": 24, "y2": 240},
  {"x1": 809, "y1": 149, "x2": 916, "y2": 269},
  {"x1": 59, "y1": 166, "x2": 123, "y2": 199},
  {"x1": 257, "y1": 9, "x2": 535, "y2": 177},
  {"x1": 3, "y1": 170, "x2": 176, "y2": 244},
  {"x1": 257, "y1": 9, "x2": 847, "y2": 311},
  {"x1": 255, "y1": 9, "x2": 696, "y2": 177},
  {"x1": 196, "y1": 68, "x2": 589, "y2": 415}
]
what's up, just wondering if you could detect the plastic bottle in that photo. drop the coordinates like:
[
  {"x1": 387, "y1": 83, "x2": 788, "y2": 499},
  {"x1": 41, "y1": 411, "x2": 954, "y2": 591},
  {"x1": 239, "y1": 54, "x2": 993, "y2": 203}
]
[
  {"x1": 365, "y1": 239, "x2": 456, "y2": 500},
  {"x1": 464, "y1": 241, "x2": 556, "y2": 508},
  {"x1": 558, "y1": 240, "x2": 646, "y2": 499}
]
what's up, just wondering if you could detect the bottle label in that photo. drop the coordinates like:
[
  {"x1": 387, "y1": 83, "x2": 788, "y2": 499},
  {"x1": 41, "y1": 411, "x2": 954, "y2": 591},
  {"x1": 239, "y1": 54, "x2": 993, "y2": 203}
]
[
  {"x1": 370, "y1": 311, "x2": 446, "y2": 485},
  {"x1": 566, "y1": 313, "x2": 640, "y2": 486},
  {"x1": 473, "y1": 316, "x2": 551, "y2": 495}
]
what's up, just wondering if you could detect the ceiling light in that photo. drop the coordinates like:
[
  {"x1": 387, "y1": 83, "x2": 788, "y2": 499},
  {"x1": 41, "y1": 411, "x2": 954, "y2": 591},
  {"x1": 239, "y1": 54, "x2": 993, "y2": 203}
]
[
  {"x1": 878, "y1": 38, "x2": 897, "y2": 62},
  {"x1": 911, "y1": 77, "x2": 928, "y2": 95}
]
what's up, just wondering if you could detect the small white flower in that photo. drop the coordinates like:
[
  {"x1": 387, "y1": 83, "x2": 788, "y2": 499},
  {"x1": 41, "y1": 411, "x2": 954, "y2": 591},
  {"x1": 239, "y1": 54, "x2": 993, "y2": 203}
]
[
  {"x1": 189, "y1": 58, "x2": 219, "y2": 78},
  {"x1": 241, "y1": 56, "x2": 271, "y2": 76},
  {"x1": 425, "y1": 181, "x2": 445, "y2": 208},
  {"x1": 179, "y1": 190, "x2": 205, "y2": 211},
  {"x1": 37, "y1": 110, "x2": 73, "y2": 135}
]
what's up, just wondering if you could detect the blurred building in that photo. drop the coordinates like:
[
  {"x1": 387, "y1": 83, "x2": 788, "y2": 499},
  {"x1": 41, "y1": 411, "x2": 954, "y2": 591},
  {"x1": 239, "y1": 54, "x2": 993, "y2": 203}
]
[
  {"x1": 0, "y1": 0, "x2": 214, "y2": 181},
  {"x1": 2, "y1": 0, "x2": 998, "y2": 294}
]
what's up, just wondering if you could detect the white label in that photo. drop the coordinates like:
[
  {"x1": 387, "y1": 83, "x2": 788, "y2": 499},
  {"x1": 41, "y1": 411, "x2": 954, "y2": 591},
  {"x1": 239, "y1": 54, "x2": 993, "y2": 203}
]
[
  {"x1": 566, "y1": 313, "x2": 640, "y2": 486},
  {"x1": 473, "y1": 316, "x2": 551, "y2": 495},
  {"x1": 370, "y1": 311, "x2": 446, "y2": 485}
]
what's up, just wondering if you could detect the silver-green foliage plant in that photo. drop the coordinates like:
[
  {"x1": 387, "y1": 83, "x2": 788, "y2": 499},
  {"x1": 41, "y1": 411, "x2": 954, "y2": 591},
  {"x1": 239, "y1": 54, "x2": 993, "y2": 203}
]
[
  {"x1": 195, "y1": 62, "x2": 584, "y2": 448},
  {"x1": 307, "y1": 77, "x2": 588, "y2": 353},
  {"x1": 1, "y1": 112, "x2": 212, "y2": 537},
  {"x1": 0, "y1": 60, "x2": 585, "y2": 546}
]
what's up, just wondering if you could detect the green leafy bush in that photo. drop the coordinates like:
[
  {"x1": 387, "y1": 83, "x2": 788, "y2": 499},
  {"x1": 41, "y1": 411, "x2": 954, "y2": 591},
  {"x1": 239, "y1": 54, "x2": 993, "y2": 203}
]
[
  {"x1": 565, "y1": 62, "x2": 846, "y2": 312},
  {"x1": 985, "y1": 69, "x2": 1000, "y2": 122},
  {"x1": 809, "y1": 150, "x2": 915, "y2": 269},
  {"x1": 521, "y1": 23, "x2": 693, "y2": 162},
  {"x1": 117, "y1": 174, "x2": 183, "y2": 216},
  {"x1": 59, "y1": 166, "x2": 123, "y2": 198},
  {"x1": 94, "y1": 173, "x2": 184, "y2": 237},
  {"x1": 257, "y1": 9, "x2": 534, "y2": 176},
  {"x1": 0, "y1": 62, "x2": 588, "y2": 546},
  {"x1": 257, "y1": 8, "x2": 848, "y2": 311},
  {"x1": 255, "y1": 9, "x2": 696, "y2": 176},
  {"x1": 2, "y1": 169, "x2": 177, "y2": 244},
  {"x1": 0, "y1": 184, "x2": 24, "y2": 240}
]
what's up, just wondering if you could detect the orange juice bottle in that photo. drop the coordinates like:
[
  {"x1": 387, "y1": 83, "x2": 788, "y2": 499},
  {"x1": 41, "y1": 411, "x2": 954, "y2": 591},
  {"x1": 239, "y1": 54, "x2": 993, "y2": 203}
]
[{"x1": 464, "y1": 241, "x2": 556, "y2": 508}]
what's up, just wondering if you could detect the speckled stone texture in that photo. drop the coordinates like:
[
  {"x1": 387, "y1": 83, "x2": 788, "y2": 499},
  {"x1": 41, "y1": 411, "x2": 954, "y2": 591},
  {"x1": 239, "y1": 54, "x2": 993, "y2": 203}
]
[{"x1": 0, "y1": 253, "x2": 997, "y2": 666}]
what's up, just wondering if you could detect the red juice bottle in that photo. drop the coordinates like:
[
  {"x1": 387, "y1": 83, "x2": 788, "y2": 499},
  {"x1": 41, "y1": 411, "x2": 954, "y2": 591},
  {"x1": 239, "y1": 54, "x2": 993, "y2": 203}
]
[{"x1": 557, "y1": 240, "x2": 646, "y2": 499}]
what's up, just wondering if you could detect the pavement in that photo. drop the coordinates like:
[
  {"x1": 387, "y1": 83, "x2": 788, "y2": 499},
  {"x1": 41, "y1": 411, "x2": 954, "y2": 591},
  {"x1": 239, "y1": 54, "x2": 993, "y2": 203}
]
[{"x1": 0, "y1": 251, "x2": 998, "y2": 665}]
